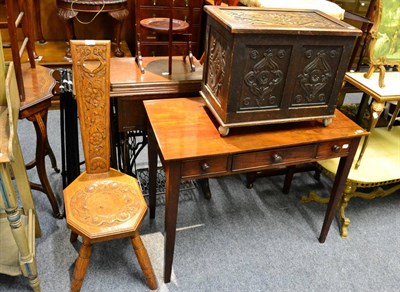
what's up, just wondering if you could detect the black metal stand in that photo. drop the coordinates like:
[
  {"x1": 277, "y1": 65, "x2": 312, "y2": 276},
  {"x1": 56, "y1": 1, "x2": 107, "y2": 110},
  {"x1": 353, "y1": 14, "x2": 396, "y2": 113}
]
[{"x1": 58, "y1": 68, "x2": 81, "y2": 188}]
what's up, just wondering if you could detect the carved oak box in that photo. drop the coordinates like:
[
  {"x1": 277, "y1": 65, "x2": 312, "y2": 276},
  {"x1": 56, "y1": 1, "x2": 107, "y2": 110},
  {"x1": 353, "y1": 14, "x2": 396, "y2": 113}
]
[{"x1": 200, "y1": 6, "x2": 360, "y2": 135}]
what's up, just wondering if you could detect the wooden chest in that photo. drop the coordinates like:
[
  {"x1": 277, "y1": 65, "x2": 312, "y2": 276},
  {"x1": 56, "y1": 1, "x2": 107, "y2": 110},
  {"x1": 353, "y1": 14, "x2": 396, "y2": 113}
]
[{"x1": 200, "y1": 6, "x2": 361, "y2": 135}]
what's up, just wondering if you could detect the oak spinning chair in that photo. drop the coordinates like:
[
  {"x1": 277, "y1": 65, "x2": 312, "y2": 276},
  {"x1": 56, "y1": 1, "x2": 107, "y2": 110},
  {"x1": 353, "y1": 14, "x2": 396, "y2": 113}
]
[
  {"x1": 136, "y1": 0, "x2": 196, "y2": 74},
  {"x1": 65, "y1": 40, "x2": 157, "y2": 292},
  {"x1": 339, "y1": 0, "x2": 400, "y2": 168},
  {"x1": 1, "y1": 0, "x2": 62, "y2": 218},
  {"x1": 0, "y1": 36, "x2": 41, "y2": 291}
]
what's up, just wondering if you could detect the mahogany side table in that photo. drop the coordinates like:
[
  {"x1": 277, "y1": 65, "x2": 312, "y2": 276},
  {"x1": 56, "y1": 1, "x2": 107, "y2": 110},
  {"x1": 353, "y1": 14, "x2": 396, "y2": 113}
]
[{"x1": 144, "y1": 97, "x2": 368, "y2": 283}]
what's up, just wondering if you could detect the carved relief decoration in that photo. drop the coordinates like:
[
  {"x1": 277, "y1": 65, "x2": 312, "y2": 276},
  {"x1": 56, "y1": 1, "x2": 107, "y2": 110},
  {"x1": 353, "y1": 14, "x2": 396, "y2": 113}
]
[
  {"x1": 224, "y1": 10, "x2": 341, "y2": 29},
  {"x1": 295, "y1": 48, "x2": 339, "y2": 105},
  {"x1": 71, "y1": 181, "x2": 141, "y2": 226},
  {"x1": 74, "y1": 45, "x2": 109, "y2": 173},
  {"x1": 241, "y1": 48, "x2": 287, "y2": 109},
  {"x1": 206, "y1": 30, "x2": 227, "y2": 102}
]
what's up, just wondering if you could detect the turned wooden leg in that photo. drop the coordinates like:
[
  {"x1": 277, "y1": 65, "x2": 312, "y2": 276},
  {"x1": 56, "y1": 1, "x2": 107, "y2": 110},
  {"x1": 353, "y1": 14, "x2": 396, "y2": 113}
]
[
  {"x1": 25, "y1": 109, "x2": 62, "y2": 218},
  {"x1": 131, "y1": 230, "x2": 158, "y2": 290},
  {"x1": 0, "y1": 165, "x2": 41, "y2": 292},
  {"x1": 71, "y1": 238, "x2": 92, "y2": 292}
]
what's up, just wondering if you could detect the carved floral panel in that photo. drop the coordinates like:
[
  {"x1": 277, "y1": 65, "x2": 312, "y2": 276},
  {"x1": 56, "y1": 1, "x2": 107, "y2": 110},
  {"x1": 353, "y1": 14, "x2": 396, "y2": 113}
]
[
  {"x1": 223, "y1": 10, "x2": 342, "y2": 29},
  {"x1": 206, "y1": 29, "x2": 228, "y2": 104},
  {"x1": 74, "y1": 45, "x2": 109, "y2": 173},
  {"x1": 292, "y1": 46, "x2": 343, "y2": 106},
  {"x1": 239, "y1": 46, "x2": 291, "y2": 110},
  {"x1": 71, "y1": 180, "x2": 142, "y2": 227}
]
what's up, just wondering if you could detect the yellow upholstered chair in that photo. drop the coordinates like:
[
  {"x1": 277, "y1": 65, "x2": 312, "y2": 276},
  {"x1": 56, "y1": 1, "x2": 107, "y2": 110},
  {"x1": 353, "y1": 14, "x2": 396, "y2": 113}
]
[
  {"x1": 64, "y1": 40, "x2": 157, "y2": 291},
  {"x1": 0, "y1": 34, "x2": 41, "y2": 291}
]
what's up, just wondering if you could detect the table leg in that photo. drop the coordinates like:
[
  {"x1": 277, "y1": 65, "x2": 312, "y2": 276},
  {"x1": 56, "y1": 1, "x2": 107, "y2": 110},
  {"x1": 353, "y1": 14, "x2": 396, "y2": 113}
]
[
  {"x1": 355, "y1": 101, "x2": 384, "y2": 168},
  {"x1": 147, "y1": 127, "x2": 158, "y2": 219},
  {"x1": 33, "y1": 0, "x2": 45, "y2": 43},
  {"x1": 164, "y1": 161, "x2": 181, "y2": 283},
  {"x1": 319, "y1": 137, "x2": 361, "y2": 243}
]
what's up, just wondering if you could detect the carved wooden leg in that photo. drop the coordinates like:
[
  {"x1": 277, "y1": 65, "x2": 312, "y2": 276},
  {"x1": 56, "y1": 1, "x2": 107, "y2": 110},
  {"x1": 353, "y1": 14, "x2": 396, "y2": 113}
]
[
  {"x1": 355, "y1": 101, "x2": 384, "y2": 169},
  {"x1": 71, "y1": 238, "x2": 92, "y2": 292},
  {"x1": 339, "y1": 182, "x2": 357, "y2": 238},
  {"x1": 109, "y1": 9, "x2": 129, "y2": 57},
  {"x1": 363, "y1": 65, "x2": 376, "y2": 79},
  {"x1": 131, "y1": 230, "x2": 158, "y2": 290},
  {"x1": 378, "y1": 65, "x2": 386, "y2": 88},
  {"x1": 25, "y1": 109, "x2": 62, "y2": 218},
  {"x1": 57, "y1": 8, "x2": 77, "y2": 59},
  {"x1": 301, "y1": 191, "x2": 330, "y2": 204}
]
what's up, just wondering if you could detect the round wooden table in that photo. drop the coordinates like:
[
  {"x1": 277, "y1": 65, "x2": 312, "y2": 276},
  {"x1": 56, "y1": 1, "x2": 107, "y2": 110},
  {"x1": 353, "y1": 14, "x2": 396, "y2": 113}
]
[{"x1": 56, "y1": 0, "x2": 129, "y2": 58}]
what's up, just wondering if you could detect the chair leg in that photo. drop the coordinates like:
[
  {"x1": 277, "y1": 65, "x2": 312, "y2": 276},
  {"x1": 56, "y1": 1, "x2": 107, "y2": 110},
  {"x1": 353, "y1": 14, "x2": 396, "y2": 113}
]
[
  {"x1": 131, "y1": 230, "x2": 158, "y2": 290},
  {"x1": 71, "y1": 238, "x2": 92, "y2": 292},
  {"x1": 70, "y1": 231, "x2": 79, "y2": 243},
  {"x1": 24, "y1": 108, "x2": 62, "y2": 218}
]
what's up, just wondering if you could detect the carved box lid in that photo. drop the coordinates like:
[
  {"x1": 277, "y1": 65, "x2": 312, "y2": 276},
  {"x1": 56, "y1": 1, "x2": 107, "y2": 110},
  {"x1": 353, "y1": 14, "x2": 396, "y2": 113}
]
[{"x1": 204, "y1": 6, "x2": 361, "y2": 36}]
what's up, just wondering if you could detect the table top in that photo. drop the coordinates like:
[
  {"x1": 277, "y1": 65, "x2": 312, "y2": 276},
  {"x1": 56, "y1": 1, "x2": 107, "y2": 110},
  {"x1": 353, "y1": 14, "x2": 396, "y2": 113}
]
[
  {"x1": 144, "y1": 97, "x2": 367, "y2": 161},
  {"x1": 345, "y1": 72, "x2": 400, "y2": 101},
  {"x1": 110, "y1": 57, "x2": 203, "y2": 98},
  {"x1": 319, "y1": 126, "x2": 400, "y2": 183}
]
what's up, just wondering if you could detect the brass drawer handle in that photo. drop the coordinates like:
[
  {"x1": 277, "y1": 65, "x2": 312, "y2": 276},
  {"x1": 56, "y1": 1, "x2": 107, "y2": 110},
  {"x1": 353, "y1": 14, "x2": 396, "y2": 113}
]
[
  {"x1": 331, "y1": 145, "x2": 342, "y2": 153},
  {"x1": 153, "y1": 0, "x2": 157, "y2": 5},
  {"x1": 272, "y1": 154, "x2": 283, "y2": 163},
  {"x1": 201, "y1": 162, "x2": 210, "y2": 171}
]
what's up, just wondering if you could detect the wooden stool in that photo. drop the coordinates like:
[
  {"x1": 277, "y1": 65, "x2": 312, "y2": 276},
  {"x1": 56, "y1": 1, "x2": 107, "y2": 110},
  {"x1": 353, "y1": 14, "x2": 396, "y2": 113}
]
[
  {"x1": 64, "y1": 40, "x2": 157, "y2": 291},
  {"x1": 56, "y1": 0, "x2": 129, "y2": 59}
]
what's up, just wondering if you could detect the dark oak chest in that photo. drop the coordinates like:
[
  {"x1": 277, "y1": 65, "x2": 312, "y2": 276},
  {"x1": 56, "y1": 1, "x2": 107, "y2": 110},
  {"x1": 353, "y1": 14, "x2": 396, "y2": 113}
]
[{"x1": 200, "y1": 6, "x2": 361, "y2": 135}]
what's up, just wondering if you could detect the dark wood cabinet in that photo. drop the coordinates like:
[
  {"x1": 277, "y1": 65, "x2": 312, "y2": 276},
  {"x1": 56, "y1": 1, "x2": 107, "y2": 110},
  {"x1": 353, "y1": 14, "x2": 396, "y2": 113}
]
[
  {"x1": 135, "y1": 0, "x2": 204, "y2": 57},
  {"x1": 200, "y1": 6, "x2": 362, "y2": 135}
]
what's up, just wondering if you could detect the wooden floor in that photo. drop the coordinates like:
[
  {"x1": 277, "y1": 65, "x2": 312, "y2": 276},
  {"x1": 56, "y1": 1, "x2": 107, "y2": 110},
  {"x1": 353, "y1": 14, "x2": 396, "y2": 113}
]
[{"x1": 2, "y1": 41, "x2": 133, "y2": 68}]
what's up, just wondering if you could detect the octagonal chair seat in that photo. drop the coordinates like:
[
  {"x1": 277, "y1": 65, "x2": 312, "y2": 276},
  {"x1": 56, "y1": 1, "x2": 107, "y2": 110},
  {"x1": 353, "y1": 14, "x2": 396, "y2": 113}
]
[{"x1": 64, "y1": 169, "x2": 147, "y2": 242}]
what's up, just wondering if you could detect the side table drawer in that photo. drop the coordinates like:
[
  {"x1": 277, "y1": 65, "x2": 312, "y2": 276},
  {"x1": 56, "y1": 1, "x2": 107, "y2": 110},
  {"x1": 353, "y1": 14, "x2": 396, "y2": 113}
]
[
  {"x1": 181, "y1": 156, "x2": 229, "y2": 178},
  {"x1": 317, "y1": 139, "x2": 351, "y2": 158},
  {"x1": 232, "y1": 145, "x2": 316, "y2": 171}
]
